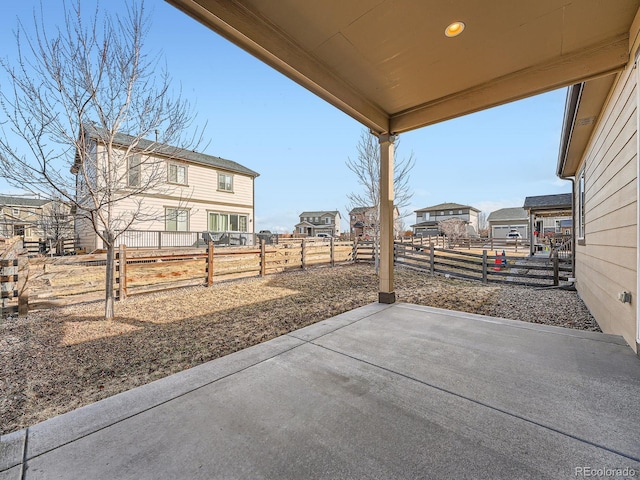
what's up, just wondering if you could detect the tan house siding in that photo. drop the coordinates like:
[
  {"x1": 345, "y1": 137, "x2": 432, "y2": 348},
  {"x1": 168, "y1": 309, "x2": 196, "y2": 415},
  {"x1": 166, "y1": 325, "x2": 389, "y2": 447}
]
[
  {"x1": 575, "y1": 60, "x2": 637, "y2": 350},
  {"x1": 75, "y1": 134, "x2": 257, "y2": 250}
]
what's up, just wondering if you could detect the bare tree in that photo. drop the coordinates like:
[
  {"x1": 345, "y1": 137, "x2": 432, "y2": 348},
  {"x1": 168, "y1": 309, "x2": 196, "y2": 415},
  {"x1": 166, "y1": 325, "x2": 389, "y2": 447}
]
[
  {"x1": 39, "y1": 197, "x2": 74, "y2": 254},
  {"x1": 477, "y1": 211, "x2": 489, "y2": 237},
  {"x1": 438, "y1": 218, "x2": 468, "y2": 249},
  {"x1": 0, "y1": 1, "x2": 199, "y2": 320},
  {"x1": 346, "y1": 129, "x2": 415, "y2": 269}
]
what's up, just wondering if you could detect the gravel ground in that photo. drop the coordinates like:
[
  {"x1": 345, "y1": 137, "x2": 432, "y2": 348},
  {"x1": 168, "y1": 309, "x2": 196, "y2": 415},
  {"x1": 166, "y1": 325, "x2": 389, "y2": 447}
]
[{"x1": 0, "y1": 263, "x2": 599, "y2": 435}]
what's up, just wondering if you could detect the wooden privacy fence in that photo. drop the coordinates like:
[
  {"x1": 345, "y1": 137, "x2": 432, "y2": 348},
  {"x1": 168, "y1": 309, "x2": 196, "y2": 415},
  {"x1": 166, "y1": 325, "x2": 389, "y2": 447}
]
[
  {"x1": 115, "y1": 238, "x2": 354, "y2": 299},
  {"x1": 393, "y1": 241, "x2": 572, "y2": 287}
]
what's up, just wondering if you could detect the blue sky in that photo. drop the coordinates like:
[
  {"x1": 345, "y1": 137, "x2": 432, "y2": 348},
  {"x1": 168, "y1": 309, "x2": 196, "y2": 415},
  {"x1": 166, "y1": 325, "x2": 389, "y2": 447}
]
[{"x1": 0, "y1": 1, "x2": 571, "y2": 233}]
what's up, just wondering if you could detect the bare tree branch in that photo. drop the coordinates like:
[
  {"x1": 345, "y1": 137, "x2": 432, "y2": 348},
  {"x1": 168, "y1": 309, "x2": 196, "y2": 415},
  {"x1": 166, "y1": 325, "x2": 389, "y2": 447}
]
[{"x1": 0, "y1": 0, "x2": 201, "y2": 320}]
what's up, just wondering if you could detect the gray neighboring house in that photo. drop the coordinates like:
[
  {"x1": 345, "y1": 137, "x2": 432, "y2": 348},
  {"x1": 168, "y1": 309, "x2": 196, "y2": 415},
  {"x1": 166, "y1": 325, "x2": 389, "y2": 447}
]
[
  {"x1": 412, "y1": 202, "x2": 480, "y2": 237},
  {"x1": 487, "y1": 207, "x2": 528, "y2": 239},
  {"x1": 295, "y1": 211, "x2": 341, "y2": 237}
]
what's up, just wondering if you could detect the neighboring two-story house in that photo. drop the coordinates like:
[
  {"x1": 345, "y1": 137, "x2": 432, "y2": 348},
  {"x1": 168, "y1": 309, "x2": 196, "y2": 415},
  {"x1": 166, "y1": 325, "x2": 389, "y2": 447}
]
[
  {"x1": 349, "y1": 206, "x2": 401, "y2": 239},
  {"x1": 295, "y1": 211, "x2": 340, "y2": 237},
  {"x1": 0, "y1": 195, "x2": 73, "y2": 241},
  {"x1": 73, "y1": 126, "x2": 259, "y2": 251},
  {"x1": 412, "y1": 202, "x2": 480, "y2": 237}
]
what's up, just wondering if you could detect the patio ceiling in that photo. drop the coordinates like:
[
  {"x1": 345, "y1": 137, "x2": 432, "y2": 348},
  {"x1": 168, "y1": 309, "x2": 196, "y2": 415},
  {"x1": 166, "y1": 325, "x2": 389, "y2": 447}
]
[{"x1": 165, "y1": 0, "x2": 640, "y2": 135}]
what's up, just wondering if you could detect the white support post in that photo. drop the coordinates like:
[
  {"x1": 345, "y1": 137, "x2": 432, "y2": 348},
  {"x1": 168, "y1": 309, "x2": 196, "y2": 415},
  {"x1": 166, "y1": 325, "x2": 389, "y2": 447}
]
[{"x1": 378, "y1": 133, "x2": 396, "y2": 304}]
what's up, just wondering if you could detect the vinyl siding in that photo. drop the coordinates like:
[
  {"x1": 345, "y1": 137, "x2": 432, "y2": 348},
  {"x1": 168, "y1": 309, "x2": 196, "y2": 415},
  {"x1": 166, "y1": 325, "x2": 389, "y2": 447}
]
[
  {"x1": 76, "y1": 145, "x2": 255, "y2": 249},
  {"x1": 575, "y1": 60, "x2": 637, "y2": 350}
]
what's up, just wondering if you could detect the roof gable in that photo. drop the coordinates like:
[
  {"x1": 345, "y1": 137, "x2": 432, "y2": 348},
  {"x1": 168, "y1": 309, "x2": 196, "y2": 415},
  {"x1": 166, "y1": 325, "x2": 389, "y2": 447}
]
[
  {"x1": 487, "y1": 207, "x2": 528, "y2": 222},
  {"x1": 415, "y1": 202, "x2": 479, "y2": 213}
]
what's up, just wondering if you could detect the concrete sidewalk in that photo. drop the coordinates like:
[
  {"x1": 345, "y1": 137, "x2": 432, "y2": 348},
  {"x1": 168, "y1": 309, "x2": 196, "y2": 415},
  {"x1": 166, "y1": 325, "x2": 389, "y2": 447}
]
[{"x1": 2, "y1": 303, "x2": 639, "y2": 479}]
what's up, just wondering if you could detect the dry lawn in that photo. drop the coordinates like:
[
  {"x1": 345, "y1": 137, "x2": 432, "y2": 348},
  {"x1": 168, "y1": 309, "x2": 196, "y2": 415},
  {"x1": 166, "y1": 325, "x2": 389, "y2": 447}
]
[{"x1": 1, "y1": 263, "x2": 599, "y2": 435}]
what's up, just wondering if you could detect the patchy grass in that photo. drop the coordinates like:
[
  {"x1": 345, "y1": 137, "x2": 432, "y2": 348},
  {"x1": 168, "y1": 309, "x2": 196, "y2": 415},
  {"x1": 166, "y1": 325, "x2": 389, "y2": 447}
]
[{"x1": 0, "y1": 263, "x2": 597, "y2": 435}]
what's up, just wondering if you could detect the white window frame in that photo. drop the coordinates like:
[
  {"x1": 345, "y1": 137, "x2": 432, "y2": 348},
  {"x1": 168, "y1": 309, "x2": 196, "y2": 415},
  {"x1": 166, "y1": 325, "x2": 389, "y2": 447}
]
[
  {"x1": 168, "y1": 162, "x2": 188, "y2": 185},
  {"x1": 208, "y1": 212, "x2": 248, "y2": 232},
  {"x1": 218, "y1": 172, "x2": 233, "y2": 192},
  {"x1": 165, "y1": 208, "x2": 189, "y2": 232},
  {"x1": 128, "y1": 155, "x2": 141, "y2": 187}
]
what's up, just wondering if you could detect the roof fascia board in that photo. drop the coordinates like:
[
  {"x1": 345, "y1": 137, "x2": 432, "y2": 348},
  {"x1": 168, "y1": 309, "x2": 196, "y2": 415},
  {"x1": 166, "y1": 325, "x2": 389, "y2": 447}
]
[
  {"x1": 165, "y1": 0, "x2": 390, "y2": 134},
  {"x1": 390, "y1": 35, "x2": 629, "y2": 134},
  {"x1": 556, "y1": 83, "x2": 584, "y2": 178}
]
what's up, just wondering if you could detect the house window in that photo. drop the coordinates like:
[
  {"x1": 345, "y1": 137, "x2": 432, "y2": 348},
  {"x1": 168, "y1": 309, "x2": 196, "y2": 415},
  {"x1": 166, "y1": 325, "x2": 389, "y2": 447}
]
[
  {"x1": 166, "y1": 208, "x2": 189, "y2": 231},
  {"x1": 128, "y1": 155, "x2": 141, "y2": 187},
  {"x1": 12, "y1": 208, "x2": 19, "y2": 216},
  {"x1": 325, "y1": 218, "x2": 330, "y2": 224},
  {"x1": 218, "y1": 173, "x2": 233, "y2": 192},
  {"x1": 578, "y1": 169, "x2": 585, "y2": 239},
  {"x1": 449, "y1": 210, "x2": 453, "y2": 215},
  {"x1": 458, "y1": 210, "x2": 463, "y2": 214},
  {"x1": 168, "y1": 163, "x2": 187, "y2": 185},
  {"x1": 208, "y1": 212, "x2": 248, "y2": 232}
]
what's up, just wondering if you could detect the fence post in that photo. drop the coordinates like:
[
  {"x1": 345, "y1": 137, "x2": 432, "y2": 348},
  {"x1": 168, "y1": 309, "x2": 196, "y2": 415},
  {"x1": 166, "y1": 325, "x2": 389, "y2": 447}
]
[
  {"x1": 482, "y1": 250, "x2": 488, "y2": 284},
  {"x1": 158, "y1": 231, "x2": 162, "y2": 250},
  {"x1": 260, "y1": 239, "x2": 266, "y2": 277},
  {"x1": 301, "y1": 239, "x2": 307, "y2": 270},
  {"x1": 430, "y1": 243, "x2": 435, "y2": 274},
  {"x1": 553, "y1": 251, "x2": 559, "y2": 286},
  {"x1": 490, "y1": 237, "x2": 494, "y2": 250},
  {"x1": 17, "y1": 257, "x2": 28, "y2": 315},
  {"x1": 330, "y1": 237, "x2": 335, "y2": 267},
  {"x1": 353, "y1": 237, "x2": 358, "y2": 263},
  {"x1": 207, "y1": 241, "x2": 214, "y2": 286},
  {"x1": 118, "y1": 244, "x2": 127, "y2": 300}
]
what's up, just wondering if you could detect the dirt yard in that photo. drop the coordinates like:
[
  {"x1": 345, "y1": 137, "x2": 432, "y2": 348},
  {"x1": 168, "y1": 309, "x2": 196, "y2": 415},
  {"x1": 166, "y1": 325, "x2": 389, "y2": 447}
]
[{"x1": 0, "y1": 263, "x2": 599, "y2": 435}]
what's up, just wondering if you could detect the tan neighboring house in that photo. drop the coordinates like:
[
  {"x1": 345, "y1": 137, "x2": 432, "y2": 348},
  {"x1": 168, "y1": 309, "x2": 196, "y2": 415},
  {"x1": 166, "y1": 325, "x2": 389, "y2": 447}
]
[
  {"x1": 295, "y1": 211, "x2": 340, "y2": 237},
  {"x1": 349, "y1": 206, "x2": 401, "y2": 239},
  {"x1": 412, "y1": 202, "x2": 480, "y2": 237},
  {"x1": 557, "y1": 12, "x2": 640, "y2": 352},
  {"x1": 0, "y1": 195, "x2": 73, "y2": 241},
  {"x1": 522, "y1": 194, "x2": 573, "y2": 253},
  {"x1": 487, "y1": 207, "x2": 528, "y2": 239},
  {"x1": 73, "y1": 128, "x2": 259, "y2": 251}
]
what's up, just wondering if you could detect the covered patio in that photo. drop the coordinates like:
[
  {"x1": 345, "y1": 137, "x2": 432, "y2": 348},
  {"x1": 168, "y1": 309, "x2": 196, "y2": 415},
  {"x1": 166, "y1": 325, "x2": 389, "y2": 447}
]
[{"x1": 3, "y1": 2, "x2": 640, "y2": 478}]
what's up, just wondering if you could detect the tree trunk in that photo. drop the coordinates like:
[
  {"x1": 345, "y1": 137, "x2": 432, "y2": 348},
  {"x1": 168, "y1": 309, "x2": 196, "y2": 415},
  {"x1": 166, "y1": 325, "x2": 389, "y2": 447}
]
[{"x1": 104, "y1": 237, "x2": 115, "y2": 321}]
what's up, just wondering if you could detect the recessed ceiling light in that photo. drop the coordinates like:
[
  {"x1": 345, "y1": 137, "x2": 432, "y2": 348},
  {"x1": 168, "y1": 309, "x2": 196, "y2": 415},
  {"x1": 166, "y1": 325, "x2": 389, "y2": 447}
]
[{"x1": 445, "y1": 21, "x2": 465, "y2": 37}]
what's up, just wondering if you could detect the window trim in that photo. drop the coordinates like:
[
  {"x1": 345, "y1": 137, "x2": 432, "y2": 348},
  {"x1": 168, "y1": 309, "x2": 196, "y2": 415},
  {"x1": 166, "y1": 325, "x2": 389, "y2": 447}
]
[
  {"x1": 217, "y1": 172, "x2": 234, "y2": 192},
  {"x1": 128, "y1": 155, "x2": 142, "y2": 187},
  {"x1": 577, "y1": 168, "x2": 586, "y2": 243},
  {"x1": 165, "y1": 207, "x2": 189, "y2": 232},
  {"x1": 167, "y1": 162, "x2": 188, "y2": 185},
  {"x1": 207, "y1": 211, "x2": 249, "y2": 232}
]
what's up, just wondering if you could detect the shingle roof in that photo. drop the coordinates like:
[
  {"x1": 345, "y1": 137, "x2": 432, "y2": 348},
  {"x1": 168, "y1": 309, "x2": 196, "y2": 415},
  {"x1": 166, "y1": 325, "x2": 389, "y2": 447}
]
[
  {"x1": 349, "y1": 206, "x2": 374, "y2": 215},
  {"x1": 0, "y1": 195, "x2": 49, "y2": 208},
  {"x1": 487, "y1": 207, "x2": 528, "y2": 222},
  {"x1": 415, "y1": 202, "x2": 480, "y2": 213},
  {"x1": 523, "y1": 193, "x2": 572, "y2": 210},
  {"x1": 81, "y1": 125, "x2": 259, "y2": 178},
  {"x1": 299, "y1": 211, "x2": 340, "y2": 217}
]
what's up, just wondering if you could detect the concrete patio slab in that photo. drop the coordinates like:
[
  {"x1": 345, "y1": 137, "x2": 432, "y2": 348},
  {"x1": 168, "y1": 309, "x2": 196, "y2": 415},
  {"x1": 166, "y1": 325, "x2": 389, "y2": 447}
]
[{"x1": 1, "y1": 302, "x2": 639, "y2": 479}]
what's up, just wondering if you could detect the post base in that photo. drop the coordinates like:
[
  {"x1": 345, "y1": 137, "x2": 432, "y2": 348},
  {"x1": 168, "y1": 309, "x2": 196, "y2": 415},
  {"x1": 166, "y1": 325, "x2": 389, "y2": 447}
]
[{"x1": 378, "y1": 291, "x2": 396, "y2": 304}]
